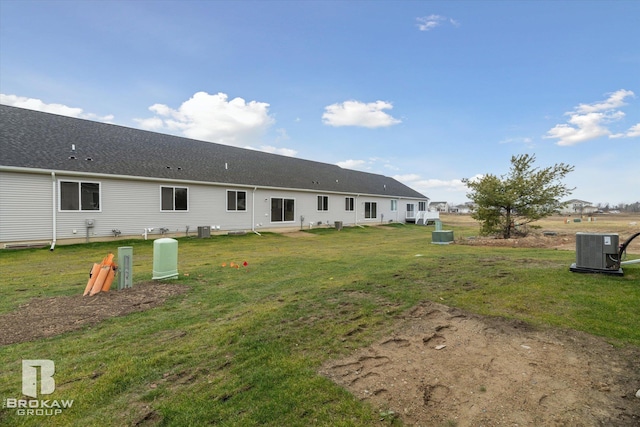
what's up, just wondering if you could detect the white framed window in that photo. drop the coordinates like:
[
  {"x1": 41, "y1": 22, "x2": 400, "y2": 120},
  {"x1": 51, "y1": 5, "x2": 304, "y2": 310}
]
[
  {"x1": 418, "y1": 201, "x2": 427, "y2": 211},
  {"x1": 271, "y1": 198, "x2": 295, "y2": 222},
  {"x1": 345, "y1": 197, "x2": 354, "y2": 211},
  {"x1": 317, "y1": 195, "x2": 329, "y2": 211},
  {"x1": 161, "y1": 186, "x2": 188, "y2": 211},
  {"x1": 364, "y1": 202, "x2": 377, "y2": 219},
  {"x1": 227, "y1": 190, "x2": 247, "y2": 211},
  {"x1": 59, "y1": 180, "x2": 101, "y2": 211},
  {"x1": 390, "y1": 200, "x2": 397, "y2": 212}
]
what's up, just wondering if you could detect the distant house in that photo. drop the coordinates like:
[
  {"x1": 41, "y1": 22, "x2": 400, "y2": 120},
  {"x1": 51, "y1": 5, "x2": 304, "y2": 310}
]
[
  {"x1": 560, "y1": 199, "x2": 597, "y2": 215},
  {"x1": 450, "y1": 203, "x2": 473, "y2": 214},
  {"x1": 429, "y1": 201, "x2": 449, "y2": 213},
  {"x1": 0, "y1": 105, "x2": 429, "y2": 248}
]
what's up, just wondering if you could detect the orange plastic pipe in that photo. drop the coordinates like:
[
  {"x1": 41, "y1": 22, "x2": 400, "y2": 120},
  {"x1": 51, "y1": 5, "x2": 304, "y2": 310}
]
[
  {"x1": 90, "y1": 266, "x2": 110, "y2": 296},
  {"x1": 102, "y1": 253, "x2": 115, "y2": 267},
  {"x1": 84, "y1": 263, "x2": 101, "y2": 296},
  {"x1": 101, "y1": 267, "x2": 116, "y2": 292}
]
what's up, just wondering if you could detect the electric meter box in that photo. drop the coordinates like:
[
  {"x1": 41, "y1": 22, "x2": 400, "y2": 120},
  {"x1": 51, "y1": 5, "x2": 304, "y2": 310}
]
[{"x1": 570, "y1": 232, "x2": 620, "y2": 273}]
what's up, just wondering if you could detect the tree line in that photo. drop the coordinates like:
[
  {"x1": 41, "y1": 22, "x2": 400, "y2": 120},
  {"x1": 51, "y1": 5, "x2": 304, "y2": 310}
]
[{"x1": 594, "y1": 202, "x2": 640, "y2": 213}]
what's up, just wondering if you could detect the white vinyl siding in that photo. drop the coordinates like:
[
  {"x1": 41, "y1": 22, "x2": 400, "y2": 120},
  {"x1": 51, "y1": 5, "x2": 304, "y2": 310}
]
[
  {"x1": 1, "y1": 169, "x2": 428, "y2": 245},
  {"x1": 0, "y1": 172, "x2": 53, "y2": 242}
]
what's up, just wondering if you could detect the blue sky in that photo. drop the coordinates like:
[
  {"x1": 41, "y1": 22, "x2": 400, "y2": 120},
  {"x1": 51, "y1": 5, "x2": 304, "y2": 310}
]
[{"x1": 1, "y1": 0, "x2": 638, "y2": 205}]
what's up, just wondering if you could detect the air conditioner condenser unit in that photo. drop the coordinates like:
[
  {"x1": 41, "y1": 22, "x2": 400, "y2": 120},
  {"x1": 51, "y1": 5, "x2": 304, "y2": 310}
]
[{"x1": 570, "y1": 232, "x2": 623, "y2": 276}]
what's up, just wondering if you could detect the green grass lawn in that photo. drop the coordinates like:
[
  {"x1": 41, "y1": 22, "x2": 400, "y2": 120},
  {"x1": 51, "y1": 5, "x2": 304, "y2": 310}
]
[{"x1": 1, "y1": 224, "x2": 638, "y2": 426}]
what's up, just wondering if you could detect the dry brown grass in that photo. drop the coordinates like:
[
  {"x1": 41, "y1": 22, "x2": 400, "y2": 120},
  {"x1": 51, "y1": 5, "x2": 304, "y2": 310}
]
[{"x1": 440, "y1": 212, "x2": 640, "y2": 254}]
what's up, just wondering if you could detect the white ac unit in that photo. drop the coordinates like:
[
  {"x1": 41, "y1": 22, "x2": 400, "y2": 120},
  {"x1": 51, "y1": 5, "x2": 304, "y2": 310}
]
[{"x1": 570, "y1": 232, "x2": 622, "y2": 275}]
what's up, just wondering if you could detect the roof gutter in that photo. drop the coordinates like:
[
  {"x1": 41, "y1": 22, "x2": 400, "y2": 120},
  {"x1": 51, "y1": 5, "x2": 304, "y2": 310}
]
[{"x1": 50, "y1": 172, "x2": 57, "y2": 251}]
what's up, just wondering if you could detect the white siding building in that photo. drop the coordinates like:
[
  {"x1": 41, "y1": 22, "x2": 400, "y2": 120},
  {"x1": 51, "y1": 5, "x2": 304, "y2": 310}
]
[{"x1": 1, "y1": 105, "x2": 429, "y2": 247}]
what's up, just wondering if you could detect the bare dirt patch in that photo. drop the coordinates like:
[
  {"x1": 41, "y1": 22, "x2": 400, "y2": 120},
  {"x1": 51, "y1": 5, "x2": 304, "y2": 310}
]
[
  {"x1": 0, "y1": 282, "x2": 189, "y2": 346},
  {"x1": 320, "y1": 301, "x2": 640, "y2": 426},
  {"x1": 459, "y1": 231, "x2": 578, "y2": 251}
]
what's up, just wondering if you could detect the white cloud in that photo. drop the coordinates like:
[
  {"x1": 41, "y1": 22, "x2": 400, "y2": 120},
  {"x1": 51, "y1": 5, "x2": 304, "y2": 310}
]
[
  {"x1": 394, "y1": 173, "x2": 484, "y2": 201},
  {"x1": 337, "y1": 157, "x2": 401, "y2": 172},
  {"x1": 575, "y1": 89, "x2": 634, "y2": 114},
  {"x1": 414, "y1": 178, "x2": 470, "y2": 192},
  {"x1": 626, "y1": 123, "x2": 640, "y2": 137},
  {"x1": 336, "y1": 159, "x2": 368, "y2": 169},
  {"x1": 393, "y1": 173, "x2": 422, "y2": 182},
  {"x1": 416, "y1": 14, "x2": 460, "y2": 31},
  {"x1": 135, "y1": 91, "x2": 275, "y2": 146},
  {"x1": 544, "y1": 89, "x2": 637, "y2": 146},
  {"x1": 0, "y1": 94, "x2": 114, "y2": 122},
  {"x1": 247, "y1": 144, "x2": 297, "y2": 157},
  {"x1": 322, "y1": 100, "x2": 401, "y2": 128}
]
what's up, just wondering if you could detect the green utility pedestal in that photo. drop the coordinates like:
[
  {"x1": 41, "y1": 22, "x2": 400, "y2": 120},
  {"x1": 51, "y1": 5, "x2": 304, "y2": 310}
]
[
  {"x1": 118, "y1": 246, "x2": 133, "y2": 289},
  {"x1": 152, "y1": 238, "x2": 179, "y2": 280},
  {"x1": 432, "y1": 230, "x2": 454, "y2": 244}
]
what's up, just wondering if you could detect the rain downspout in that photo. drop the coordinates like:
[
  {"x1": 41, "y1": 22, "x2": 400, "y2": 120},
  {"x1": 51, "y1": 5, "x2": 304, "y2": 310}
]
[
  {"x1": 355, "y1": 194, "x2": 364, "y2": 228},
  {"x1": 50, "y1": 172, "x2": 57, "y2": 251},
  {"x1": 252, "y1": 186, "x2": 261, "y2": 236}
]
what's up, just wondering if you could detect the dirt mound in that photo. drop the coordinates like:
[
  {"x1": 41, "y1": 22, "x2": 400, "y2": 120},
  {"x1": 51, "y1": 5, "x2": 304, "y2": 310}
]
[
  {"x1": 460, "y1": 232, "x2": 577, "y2": 250},
  {"x1": 0, "y1": 283, "x2": 189, "y2": 346},
  {"x1": 320, "y1": 301, "x2": 640, "y2": 426}
]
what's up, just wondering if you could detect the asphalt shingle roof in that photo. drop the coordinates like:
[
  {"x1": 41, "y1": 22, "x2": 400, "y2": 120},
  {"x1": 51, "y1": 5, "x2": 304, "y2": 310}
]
[{"x1": 0, "y1": 105, "x2": 426, "y2": 199}]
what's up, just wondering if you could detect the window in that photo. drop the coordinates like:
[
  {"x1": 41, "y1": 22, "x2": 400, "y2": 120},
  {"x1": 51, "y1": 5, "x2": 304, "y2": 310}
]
[
  {"x1": 345, "y1": 197, "x2": 354, "y2": 211},
  {"x1": 365, "y1": 202, "x2": 377, "y2": 219},
  {"x1": 271, "y1": 198, "x2": 295, "y2": 222},
  {"x1": 317, "y1": 195, "x2": 329, "y2": 211},
  {"x1": 418, "y1": 201, "x2": 427, "y2": 211},
  {"x1": 407, "y1": 204, "x2": 415, "y2": 214},
  {"x1": 390, "y1": 200, "x2": 397, "y2": 211},
  {"x1": 60, "y1": 181, "x2": 100, "y2": 211},
  {"x1": 227, "y1": 190, "x2": 247, "y2": 211},
  {"x1": 161, "y1": 186, "x2": 188, "y2": 211}
]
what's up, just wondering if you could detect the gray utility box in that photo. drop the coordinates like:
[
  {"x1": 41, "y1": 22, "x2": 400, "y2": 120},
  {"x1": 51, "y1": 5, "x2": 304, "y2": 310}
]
[
  {"x1": 571, "y1": 232, "x2": 620, "y2": 273},
  {"x1": 197, "y1": 226, "x2": 211, "y2": 238},
  {"x1": 117, "y1": 246, "x2": 133, "y2": 289},
  {"x1": 432, "y1": 230, "x2": 454, "y2": 244}
]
